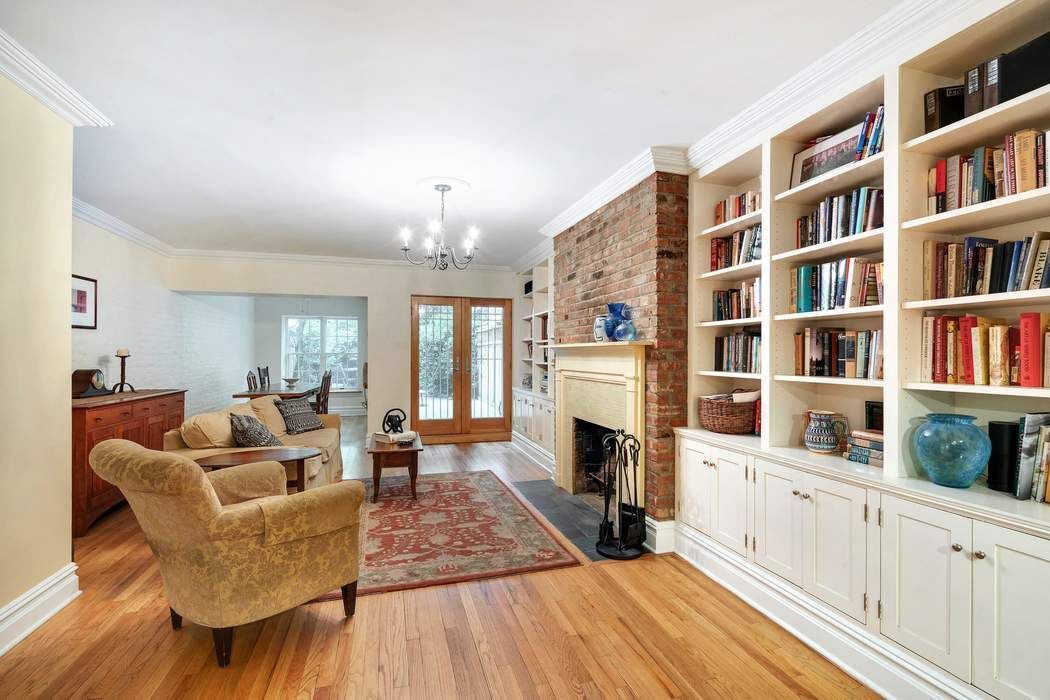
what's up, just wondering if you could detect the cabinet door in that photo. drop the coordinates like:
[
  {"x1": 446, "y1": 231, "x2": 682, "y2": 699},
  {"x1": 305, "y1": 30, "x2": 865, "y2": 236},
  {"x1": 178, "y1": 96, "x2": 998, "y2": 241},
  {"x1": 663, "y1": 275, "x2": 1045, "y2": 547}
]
[
  {"x1": 880, "y1": 495, "x2": 972, "y2": 681},
  {"x1": 543, "y1": 404, "x2": 555, "y2": 452},
  {"x1": 802, "y1": 474, "x2": 867, "y2": 622},
  {"x1": 86, "y1": 425, "x2": 119, "y2": 498},
  {"x1": 145, "y1": 414, "x2": 166, "y2": 451},
  {"x1": 753, "y1": 459, "x2": 804, "y2": 586},
  {"x1": 710, "y1": 445, "x2": 748, "y2": 556},
  {"x1": 973, "y1": 521, "x2": 1050, "y2": 699},
  {"x1": 679, "y1": 442, "x2": 712, "y2": 535}
]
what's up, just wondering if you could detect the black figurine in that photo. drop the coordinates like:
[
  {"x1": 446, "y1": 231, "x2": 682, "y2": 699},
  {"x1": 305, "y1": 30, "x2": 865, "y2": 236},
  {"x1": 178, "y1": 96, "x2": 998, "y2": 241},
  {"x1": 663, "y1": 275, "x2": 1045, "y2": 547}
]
[{"x1": 382, "y1": 408, "x2": 407, "y2": 434}]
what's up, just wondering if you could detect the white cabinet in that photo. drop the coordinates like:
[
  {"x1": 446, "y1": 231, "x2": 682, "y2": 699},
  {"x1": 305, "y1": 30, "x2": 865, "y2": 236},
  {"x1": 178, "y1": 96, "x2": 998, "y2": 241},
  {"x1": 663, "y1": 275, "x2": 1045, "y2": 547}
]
[
  {"x1": 972, "y1": 520, "x2": 1050, "y2": 699},
  {"x1": 512, "y1": 390, "x2": 555, "y2": 456},
  {"x1": 679, "y1": 441, "x2": 713, "y2": 536},
  {"x1": 753, "y1": 460, "x2": 866, "y2": 620},
  {"x1": 754, "y1": 459, "x2": 804, "y2": 585},
  {"x1": 880, "y1": 495, "x2": 972, "y2": 682},
  {"x1": 710, "y1": 445, "x2": 749, "y2": 556},
  {"x1": 802, "y1": 473, "x2": 867, "y2": 622}
]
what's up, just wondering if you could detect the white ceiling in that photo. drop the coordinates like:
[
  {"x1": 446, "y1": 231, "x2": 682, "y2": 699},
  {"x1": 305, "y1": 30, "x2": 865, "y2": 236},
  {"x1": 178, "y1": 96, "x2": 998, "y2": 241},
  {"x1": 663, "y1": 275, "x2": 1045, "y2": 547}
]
[{"x1": 1, "y1": 1, "x2": 901, "y2": 265}]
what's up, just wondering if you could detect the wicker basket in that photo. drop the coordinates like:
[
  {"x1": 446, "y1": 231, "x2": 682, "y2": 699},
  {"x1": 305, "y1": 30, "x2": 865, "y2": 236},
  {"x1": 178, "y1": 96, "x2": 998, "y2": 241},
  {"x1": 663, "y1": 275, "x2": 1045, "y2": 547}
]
[{"x1": 699, "y1": 390, "x2": 757, "y2": 435}]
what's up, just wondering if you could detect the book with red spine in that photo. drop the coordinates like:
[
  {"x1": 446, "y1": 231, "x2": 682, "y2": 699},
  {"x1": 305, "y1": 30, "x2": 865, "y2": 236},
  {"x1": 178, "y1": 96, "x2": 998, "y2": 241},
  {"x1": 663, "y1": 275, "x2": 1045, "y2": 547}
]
[
  {"x1": 933, "y1": 315, "x2": 949, "y2": 383},
  {"x1": 1020, "y1": 313, "x2": 1050, "y2": 387},
  {"x1": 959, "y1": 315, "x2": 977, "y2": 384}
]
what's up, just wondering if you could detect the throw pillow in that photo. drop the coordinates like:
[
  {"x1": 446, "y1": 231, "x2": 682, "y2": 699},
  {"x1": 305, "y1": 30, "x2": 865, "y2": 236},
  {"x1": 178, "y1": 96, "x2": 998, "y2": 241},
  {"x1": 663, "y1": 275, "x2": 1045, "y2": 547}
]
[
  {"x1": 229, "y1": 413, "x2": 283, "y2": 447},
  {"x1": 275, "y1": 397, "x2": 324, "y2": 434}
]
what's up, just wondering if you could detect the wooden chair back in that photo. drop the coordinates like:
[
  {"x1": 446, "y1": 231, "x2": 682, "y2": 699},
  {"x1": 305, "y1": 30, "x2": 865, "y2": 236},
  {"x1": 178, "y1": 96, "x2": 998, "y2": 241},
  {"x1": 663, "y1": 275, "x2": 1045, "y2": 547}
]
[
  {"x1": 314, "y1": 370, "x2": 333, "y2": 414},
  {"x1": 257, "y1": 366, "x2": 270, "y2": 387},
  {"x1": 246, "y1": 371, "x2": 258, "y2": 391}
]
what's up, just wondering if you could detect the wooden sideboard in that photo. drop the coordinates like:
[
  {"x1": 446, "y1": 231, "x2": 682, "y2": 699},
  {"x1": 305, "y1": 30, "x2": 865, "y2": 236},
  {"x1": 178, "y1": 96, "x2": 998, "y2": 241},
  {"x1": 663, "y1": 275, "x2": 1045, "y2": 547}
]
[{"x1": 72, "y1": 389, "x2": 186, "y2": 536}]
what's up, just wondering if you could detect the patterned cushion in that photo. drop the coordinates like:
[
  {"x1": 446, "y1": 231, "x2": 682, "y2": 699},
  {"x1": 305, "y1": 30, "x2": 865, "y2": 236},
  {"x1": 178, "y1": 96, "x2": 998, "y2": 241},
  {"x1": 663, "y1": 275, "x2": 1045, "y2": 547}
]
[
  {"x1": 229, "y1": 413, "x2": 283, "y2": 447},
  {"x1": 275, "y1": 398, "x2": 324, "y2": 435}
]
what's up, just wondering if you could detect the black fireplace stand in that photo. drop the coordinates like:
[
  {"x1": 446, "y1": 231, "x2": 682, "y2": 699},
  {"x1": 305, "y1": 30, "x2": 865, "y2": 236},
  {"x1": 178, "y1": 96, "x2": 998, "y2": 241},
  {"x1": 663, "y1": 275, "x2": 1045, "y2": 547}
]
[{"x1": 596, "y1": 429, "x2": 646, "y2": 560}]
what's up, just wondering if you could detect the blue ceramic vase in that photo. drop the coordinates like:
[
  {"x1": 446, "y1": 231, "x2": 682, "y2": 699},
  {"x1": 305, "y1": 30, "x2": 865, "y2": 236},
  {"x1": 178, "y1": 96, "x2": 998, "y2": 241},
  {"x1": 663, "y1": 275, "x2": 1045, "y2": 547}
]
[
  {"x1": 913, "y1": 413, "x2": 991, "y2": 488},
  {"x1": 604, "y1": 303, "x2": 637, "y2": 341}
]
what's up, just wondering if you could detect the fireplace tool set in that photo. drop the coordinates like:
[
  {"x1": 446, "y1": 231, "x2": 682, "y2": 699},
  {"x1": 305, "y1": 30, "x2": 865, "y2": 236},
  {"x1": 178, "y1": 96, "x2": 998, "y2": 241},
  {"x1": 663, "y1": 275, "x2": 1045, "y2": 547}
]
[{"x1": 597, "y1": 429, "x2": 646, "y2": 560}]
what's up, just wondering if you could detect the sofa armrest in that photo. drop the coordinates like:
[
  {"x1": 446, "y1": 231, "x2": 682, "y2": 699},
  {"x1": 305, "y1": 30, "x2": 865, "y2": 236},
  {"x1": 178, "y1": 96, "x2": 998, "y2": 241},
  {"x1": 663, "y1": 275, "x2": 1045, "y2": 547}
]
[
  {"x1": 163, "y1": 428, "x2": 187, "y2": 451},
  {"x1": 318, "y1": 413, "x2": 341, "y2": 431},
  {"x1": 206, "y1": 461, "x2": 288, "y2": 505},
  {"x1": 257, "y1": 480, "x2": 365, "y2": 546}
]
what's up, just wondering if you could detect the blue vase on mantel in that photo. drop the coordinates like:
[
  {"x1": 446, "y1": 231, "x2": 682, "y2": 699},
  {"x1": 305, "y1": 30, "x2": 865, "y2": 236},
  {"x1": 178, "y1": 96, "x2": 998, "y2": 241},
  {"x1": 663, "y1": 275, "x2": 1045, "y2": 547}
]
[
  {"x1": 913, "y1": 413, "x2": 991, "y2": 488},
  {"x1": 604, "y1": 303, "x2": 637, "y2": 341}
]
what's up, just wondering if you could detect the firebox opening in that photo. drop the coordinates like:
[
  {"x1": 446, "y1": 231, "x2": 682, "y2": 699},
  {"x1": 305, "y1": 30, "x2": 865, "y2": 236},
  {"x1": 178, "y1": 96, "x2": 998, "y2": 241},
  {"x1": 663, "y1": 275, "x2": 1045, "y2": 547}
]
[{"x1": 573, "y1": 417, "x2": 615, "y2": 514}]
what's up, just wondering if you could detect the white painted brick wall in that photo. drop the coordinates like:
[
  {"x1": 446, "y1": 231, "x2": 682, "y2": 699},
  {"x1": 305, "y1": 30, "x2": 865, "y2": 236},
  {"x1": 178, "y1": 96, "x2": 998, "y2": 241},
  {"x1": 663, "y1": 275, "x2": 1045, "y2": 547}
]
[{"x1": 72, "y1": 218, "x2": 255, "y2": 416}]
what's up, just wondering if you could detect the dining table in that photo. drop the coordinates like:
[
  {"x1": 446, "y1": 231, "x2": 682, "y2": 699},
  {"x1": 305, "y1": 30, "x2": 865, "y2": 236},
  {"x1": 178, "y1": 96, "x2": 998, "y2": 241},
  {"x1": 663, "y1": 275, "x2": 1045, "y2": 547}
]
[{"x1": 231, "y1": 382, "x2": 319, "y2": 400}]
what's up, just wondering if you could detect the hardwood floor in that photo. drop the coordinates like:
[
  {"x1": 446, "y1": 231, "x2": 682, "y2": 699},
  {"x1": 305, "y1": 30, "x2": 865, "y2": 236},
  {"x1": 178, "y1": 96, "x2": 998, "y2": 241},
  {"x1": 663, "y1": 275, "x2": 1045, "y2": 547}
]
[{"x1": 0, "y1": 420, "x2": 874, "y2": 698}]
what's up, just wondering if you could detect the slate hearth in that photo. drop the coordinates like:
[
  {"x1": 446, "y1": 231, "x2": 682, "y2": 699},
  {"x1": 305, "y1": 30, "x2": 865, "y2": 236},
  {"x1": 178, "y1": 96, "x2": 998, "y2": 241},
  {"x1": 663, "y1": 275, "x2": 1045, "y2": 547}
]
[{"x1": 513, "y1": 479, "x2": 602, "y2": 561}]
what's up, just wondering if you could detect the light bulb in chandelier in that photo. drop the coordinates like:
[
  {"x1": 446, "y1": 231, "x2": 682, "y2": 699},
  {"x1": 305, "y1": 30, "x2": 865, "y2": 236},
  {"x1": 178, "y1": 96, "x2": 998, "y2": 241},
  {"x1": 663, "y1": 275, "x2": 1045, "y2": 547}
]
[
  {"x1": 426, "y1": 219, "x2": 442, "y2": 235},
  {"x1": 399, "y1": 226, "x2": 412, "y2": 247}
]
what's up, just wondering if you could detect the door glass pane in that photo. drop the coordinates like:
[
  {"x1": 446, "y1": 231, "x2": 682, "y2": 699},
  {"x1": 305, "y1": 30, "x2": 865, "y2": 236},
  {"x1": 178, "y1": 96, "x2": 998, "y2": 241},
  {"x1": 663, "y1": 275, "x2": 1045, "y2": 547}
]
[
  {"x1": 418, "y1": 304, "x2": 455, "y2": 420},
  {"x1": 471, "y1": 305, "x2": 504, "y2": 418}
]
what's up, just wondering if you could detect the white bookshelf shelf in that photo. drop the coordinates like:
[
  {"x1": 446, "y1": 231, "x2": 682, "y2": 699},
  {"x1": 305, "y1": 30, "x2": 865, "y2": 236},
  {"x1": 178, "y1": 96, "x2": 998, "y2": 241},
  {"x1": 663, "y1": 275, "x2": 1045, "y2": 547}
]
[
  {"x1": 696, "y1": 370, "x2": 761, "y2": 379},
  {"x1": 901, "y1": 186, "x2": 1050, "y2": 234},
  {"x1": 775, "y1": 374, "x2": 884, "y2": 388},
  {"x1": 697, "y1": 259, "x2": 762, "y2": 282},
  {"x1": 902, "y1": 288, "x2": 1050, "y2": 311},
  {"x1": 903, "y1": 84, "x2": 1050, "y2": 156},
  {"x1": 696, "y1": 316, "x2": 762, "y2": 328},
  {"x1": 774, "y1": 153, "x2": 884, "y2": 205},
  {"x1": 774, "y1": 304, "x2": 884, "y2": 322},
  {"x1": 771, "y1": 228, "x2": 884, "y2": 265},
  {"x1": 904, "y1": 382, "x2": 1050, "y2": 399},
  {"x1": 522, "y1": 337, "x2": 534, "y2": 343},
  {"x1": 698, "y1": 209, "x2": 763, "y2": 238}
]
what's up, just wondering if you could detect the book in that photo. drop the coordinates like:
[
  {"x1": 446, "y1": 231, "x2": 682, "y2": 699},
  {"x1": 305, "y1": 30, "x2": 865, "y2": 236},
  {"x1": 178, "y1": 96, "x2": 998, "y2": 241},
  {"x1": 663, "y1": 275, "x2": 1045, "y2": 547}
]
[
  {"x1": 1019, "y1": 312, "x2": 1050, "y2": 387},
  {"x1": 1016, "y1": 413, "x2": 1050, "y2": 500},
  {"x1": 999, "y1": 31, "x2": 1050, "y2": 103},
  {"x1": 371, "y1": 430, "x2": 418, "y2": 444},
  {"x1": 790, "y1": 114, "x2": 882, "y2": 187},
  {"x1": 1033, "y1": 425, "x2": 1050, "y2": 501},
  {"x1": 844, "y1": 450, "x2": 883, "y2": 467},
  {"x1": 964, "y1": 63, "x2": 985, "y2": 117},
  {"x1": 848, "y1": 435, "x2": 884, "y2": 450},
  {"x1": 989, "y1": 325, "x2": 1010, "y2": 386},
  {"x1": 972, "y1": 324, "x2": 990, "y2": 385},
  {"x1": 984, "y1": 54, "x2": 1003, "y2": 109},
  {"x1": 924, "y1": 85, "x2": 965, "y2": 133}
]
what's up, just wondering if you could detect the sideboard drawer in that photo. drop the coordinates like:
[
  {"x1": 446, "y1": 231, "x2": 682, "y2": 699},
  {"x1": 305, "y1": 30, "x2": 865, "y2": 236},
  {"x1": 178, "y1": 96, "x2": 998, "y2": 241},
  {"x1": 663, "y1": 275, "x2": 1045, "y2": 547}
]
[
  {"x1": 86, "y1": 402, "x2": 137, "y2": 428},
  {"x1": 154, "y1": 395, "x2": 184, "y2": 413}
]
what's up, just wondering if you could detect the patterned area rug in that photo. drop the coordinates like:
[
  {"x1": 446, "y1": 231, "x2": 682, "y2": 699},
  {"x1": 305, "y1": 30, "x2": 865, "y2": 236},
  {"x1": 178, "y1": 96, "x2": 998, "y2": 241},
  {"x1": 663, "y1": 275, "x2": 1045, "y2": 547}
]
[{"x1": 316, "y1": 470, "x2": 581, "y2": 599}]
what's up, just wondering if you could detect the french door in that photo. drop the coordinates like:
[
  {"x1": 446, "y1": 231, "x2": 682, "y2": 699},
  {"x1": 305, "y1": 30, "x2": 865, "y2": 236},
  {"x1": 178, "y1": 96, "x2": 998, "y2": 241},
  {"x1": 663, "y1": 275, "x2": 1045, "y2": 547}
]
[{"x1": 410, "y1": 296, "x2": 512, "y2": 442}]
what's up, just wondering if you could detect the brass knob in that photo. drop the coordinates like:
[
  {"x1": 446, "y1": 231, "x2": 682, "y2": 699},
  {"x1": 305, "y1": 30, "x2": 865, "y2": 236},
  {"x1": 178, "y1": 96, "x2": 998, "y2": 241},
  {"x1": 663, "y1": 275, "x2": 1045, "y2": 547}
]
[
  {"x1": 974, "y1": 551, "x2": 986, "y2": 559},
  {"x1": 951, "y1": 543, "x2": 962, "y2": 552},
  {"x1": 791, "y1": 489, "x2": 800, "y2": 496},
  {"x1": 802, "y1": 493, "x2": 811, "y2": 499}
]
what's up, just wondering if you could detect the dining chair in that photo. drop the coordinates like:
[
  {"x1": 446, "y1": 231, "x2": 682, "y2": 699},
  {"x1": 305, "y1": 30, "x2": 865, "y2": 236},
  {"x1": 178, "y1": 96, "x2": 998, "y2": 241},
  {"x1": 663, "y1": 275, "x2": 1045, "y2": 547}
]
[
  {"x1": 246, "y1": 371, "x2": 258, "y2": 391},
  {"x1": 312, "y1": 370, "x2": 332, "y2": 414},
  {"x1": 257, "y1": 366, "x2": 270, "y2": 387}
]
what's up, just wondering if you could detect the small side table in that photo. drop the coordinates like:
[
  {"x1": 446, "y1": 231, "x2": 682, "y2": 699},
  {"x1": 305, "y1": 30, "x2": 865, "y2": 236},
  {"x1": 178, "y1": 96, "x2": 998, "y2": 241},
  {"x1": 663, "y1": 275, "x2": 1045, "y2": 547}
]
[
  {"x1": 195, "y1": 447, "x2": 322, "y2": 493},
  {"x1": 366, "y1": 434, "x2": 424, "y2": 503}
]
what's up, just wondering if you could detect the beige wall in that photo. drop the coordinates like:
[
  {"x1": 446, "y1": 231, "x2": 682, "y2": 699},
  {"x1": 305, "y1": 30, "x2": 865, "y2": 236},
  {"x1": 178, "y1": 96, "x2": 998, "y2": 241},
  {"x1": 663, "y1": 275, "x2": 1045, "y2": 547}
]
[
  {"x1": 167, "y1": 256, "x2": 521, "y2": 431},
  {"x1": 0, "y1": 75, "x2": 74, "y2": 607}
]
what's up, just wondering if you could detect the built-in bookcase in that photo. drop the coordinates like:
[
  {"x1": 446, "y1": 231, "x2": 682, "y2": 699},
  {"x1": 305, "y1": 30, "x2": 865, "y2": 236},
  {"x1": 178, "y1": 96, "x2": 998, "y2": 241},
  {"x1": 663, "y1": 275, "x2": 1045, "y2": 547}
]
[
  {"x1": 688, "y1": 6, "x2": 1050, "y2": 503},
  {"x1": 517, "y1": 261, "x2": 554, "y2": 396}
]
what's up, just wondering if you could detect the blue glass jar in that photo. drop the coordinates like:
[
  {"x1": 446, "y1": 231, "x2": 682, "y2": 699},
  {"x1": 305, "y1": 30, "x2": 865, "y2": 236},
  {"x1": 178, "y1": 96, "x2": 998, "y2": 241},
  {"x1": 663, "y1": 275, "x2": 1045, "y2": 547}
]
[
  {"x1": 913, "y1": 413, "x2": 991, "y2": 488},
  {"x1": 604, "y1": 303, "x2": 637, "y2": 341}
]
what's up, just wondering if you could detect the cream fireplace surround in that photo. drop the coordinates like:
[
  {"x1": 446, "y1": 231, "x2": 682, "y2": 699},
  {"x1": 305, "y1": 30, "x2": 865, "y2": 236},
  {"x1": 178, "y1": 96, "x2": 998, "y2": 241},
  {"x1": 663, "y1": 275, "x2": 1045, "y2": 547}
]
[{"x1": 553, "y1": 341, "x2": 650, "y2": 510}]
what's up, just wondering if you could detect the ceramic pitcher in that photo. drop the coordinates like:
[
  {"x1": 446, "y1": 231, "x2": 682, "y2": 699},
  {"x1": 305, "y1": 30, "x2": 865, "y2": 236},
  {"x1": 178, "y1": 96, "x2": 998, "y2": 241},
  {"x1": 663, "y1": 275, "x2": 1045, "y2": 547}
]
[{"x1": 804, "y1": 410, "x2": 848, "y2": 454}]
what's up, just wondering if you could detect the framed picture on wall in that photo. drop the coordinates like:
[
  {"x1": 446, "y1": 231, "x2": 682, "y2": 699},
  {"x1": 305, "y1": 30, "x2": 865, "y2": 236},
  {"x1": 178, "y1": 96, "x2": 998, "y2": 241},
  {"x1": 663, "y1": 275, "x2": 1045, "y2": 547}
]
[{"x1": 71, "y1": 274, "x2": 97, "y2": 329}]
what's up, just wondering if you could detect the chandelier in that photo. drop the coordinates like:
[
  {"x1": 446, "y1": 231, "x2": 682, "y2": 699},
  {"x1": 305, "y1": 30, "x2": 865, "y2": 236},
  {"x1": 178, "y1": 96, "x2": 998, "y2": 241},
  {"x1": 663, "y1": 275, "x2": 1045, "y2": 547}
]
[{"x1": 400, "y1": 183, "x2": 478, "y2": 270}]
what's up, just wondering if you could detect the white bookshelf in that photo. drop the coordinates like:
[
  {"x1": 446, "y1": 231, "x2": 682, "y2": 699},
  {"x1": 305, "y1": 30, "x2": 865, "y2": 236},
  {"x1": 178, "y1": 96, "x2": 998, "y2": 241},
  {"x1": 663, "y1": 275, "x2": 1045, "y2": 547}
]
[
  {"x1": 698, "y1": 209, "x2": 763, "y2": 238},
  {"x1": 516, "y1": 261, "x2": 555, "y2": 398}
]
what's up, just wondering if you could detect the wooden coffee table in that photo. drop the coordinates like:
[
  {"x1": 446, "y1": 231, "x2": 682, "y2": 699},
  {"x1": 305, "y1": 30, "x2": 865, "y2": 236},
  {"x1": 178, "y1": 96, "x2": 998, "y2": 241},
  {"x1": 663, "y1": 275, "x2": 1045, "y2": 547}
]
[
  {"x1": 195, "y1": 447, "x2": 322, "y2": 493},
  {"x1": 366, "y1": 434, "x2": 424, "y2": 502}
]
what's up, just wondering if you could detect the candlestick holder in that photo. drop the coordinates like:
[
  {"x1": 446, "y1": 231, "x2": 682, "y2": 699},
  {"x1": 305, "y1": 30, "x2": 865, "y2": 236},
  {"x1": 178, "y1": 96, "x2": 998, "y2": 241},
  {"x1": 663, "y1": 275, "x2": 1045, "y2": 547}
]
[{"x1": 113, "y1": 352, "x2": 135, "y2": 393}]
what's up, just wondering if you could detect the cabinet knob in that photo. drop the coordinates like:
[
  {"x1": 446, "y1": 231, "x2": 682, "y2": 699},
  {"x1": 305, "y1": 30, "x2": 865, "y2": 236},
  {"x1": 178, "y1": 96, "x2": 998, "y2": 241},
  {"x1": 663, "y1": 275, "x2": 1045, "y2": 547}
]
[
  {"x1": 974, "y1": 550, "x2": 986, "y2": 559},
  {"x1": 791, "y1": 489, "x2": 800, "y2": 496},
  {"x1": 801, "y1": 493, "x2": 810, "y2": 500},
  {"x1": 951, "y1": 543, "x2": 963, "y2": 552}
]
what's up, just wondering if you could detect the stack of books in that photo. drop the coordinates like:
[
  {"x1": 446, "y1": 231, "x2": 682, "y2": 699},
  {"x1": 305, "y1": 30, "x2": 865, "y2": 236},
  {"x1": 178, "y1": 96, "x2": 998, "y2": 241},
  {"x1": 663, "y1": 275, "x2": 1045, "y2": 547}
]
[
  {"x1": 844, "y1": 429, "x2": 884, "y2": 467},
  {"x1": 792, "y1": 328, "x2": 883, "y2": 379},
  {"x1": 922, "y1": 232, "x2": 1050, "y2": 299},
  {"x1": 714, "y1": 191, "x2": 760, "y2": 225},
  {"x1": 1017, "y1": 413, "x2": 1050, "y2": 501},
  {"x1": 712, "y1": 278, "x2": 760, "y2": 321},
  {"x1": 919, "y1": 312, "x2": 1050, "y2": 387},
  {"x1": 789, "y1": 105, "x2": 884, "y2": 188},
  {"x1": 925, "y1": 128, "x2": 1048, "y2": 216},
  {"x1": 789, "y1": 257, "x2": 883, "y2": 312},
  {"x1": 710, "y1": 225, "x2": 762, "y2": 270},
  {"x1": 795, "y1": 186, "x2": 884, "y2": 249},
  {"x1": 714, "y1": 331, "x2": 761, "y2": 374}
]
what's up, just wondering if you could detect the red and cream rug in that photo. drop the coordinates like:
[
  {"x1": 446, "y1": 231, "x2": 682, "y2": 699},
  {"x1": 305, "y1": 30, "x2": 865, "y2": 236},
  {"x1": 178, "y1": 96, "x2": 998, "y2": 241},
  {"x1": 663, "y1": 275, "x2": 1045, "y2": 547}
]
[{"x1": 319, "y1": 470, "x2": 581, "y2": 598}]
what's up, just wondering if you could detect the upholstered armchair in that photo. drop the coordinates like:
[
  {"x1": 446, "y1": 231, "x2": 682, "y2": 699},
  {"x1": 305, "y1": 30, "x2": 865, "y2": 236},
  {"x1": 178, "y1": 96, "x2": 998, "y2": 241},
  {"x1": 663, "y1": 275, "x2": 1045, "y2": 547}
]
[{"x1": 89, "y1": 439, "x2": 365, "y2": 667}]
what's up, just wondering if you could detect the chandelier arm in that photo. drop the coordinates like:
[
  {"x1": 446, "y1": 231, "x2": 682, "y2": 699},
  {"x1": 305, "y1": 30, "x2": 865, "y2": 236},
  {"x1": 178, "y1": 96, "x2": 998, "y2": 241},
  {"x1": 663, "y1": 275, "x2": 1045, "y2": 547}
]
[
  {"x1": 449, "y1": 247, "x2": 474, "y2": 270},
  {"x1": 402, "y1": 248, "x2": 432, "y2": 266}
]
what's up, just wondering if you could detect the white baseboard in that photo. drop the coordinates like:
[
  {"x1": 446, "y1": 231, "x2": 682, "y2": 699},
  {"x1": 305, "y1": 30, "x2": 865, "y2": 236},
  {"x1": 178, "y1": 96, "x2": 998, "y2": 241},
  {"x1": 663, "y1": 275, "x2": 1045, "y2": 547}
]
[
  {"x1": 644, "y1": 517, "x2": 675, "y2": 553},
  {"x1": 510, "y1": 431, "x2": 555, "y2": 476},
  {"x1": 674, "y1": 525, "x2": 987, "y2": 700},
  {"x1": 0, "y1": 563, "x2": 80, "y2": 658}
]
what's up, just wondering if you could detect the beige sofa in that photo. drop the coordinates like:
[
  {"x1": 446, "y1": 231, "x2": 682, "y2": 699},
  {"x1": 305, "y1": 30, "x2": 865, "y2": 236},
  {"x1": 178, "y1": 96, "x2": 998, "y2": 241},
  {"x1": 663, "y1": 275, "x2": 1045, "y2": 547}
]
[{"x1": 163, "y1": 396, "x2": 343, "y2": 488}]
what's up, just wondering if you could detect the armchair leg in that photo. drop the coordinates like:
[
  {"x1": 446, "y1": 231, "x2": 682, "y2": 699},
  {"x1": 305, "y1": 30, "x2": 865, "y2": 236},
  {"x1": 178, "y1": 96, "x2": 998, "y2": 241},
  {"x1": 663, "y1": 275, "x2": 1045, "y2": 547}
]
[
  {"x1": 341, "y1": 581, "x2": 358, "y2": 618},
  {"x1": 212, "y1": 627, "x2": 233, "y2": 667},
  {"x1": 169, "y1": 608, "x2": 182, "y2": 630}
]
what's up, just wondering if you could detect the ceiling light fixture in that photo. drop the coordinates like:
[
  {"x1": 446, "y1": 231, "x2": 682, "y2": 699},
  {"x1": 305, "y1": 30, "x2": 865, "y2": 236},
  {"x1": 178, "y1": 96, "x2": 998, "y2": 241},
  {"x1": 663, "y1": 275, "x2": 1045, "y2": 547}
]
[{"x1": 400, "y1": 183, "x2": 478, "y2": 270}]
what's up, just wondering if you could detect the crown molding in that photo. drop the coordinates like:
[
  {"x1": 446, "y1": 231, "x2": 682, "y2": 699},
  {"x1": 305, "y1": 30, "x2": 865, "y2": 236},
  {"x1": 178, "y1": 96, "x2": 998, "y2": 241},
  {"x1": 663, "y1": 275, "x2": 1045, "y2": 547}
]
[
  {"x1": 73, "y1": 198, "x2": 512, "y2": 272},
  {"x1": 538, "y1": 146, "x2": 689, "y2": 238},
  {"x1": 512, "y1": 237, "x2": 555, "y2": 273},
  {"x1": 0, "y1": 28, "x2": 111, "y2": 127},
  {"x1": 73, "y1": 198, "x2": 172, "y2": 255},
  {"x1": 686, "y1": 0, "x2": 1009, "y2": 172}
]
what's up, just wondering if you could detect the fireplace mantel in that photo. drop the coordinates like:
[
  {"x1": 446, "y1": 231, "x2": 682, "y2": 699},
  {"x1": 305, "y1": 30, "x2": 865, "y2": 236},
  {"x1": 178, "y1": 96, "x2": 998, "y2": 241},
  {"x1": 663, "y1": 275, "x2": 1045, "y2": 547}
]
[{"x1": 551, "y1": 340, "x2": 653, "y2": 350}]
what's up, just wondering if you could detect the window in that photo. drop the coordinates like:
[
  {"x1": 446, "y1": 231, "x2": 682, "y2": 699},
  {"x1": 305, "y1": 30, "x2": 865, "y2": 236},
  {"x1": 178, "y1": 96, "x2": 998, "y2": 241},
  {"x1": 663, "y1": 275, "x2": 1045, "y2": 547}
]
[{"x1": 282, "y1": 316, "x2": 359, "y2": 390}]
